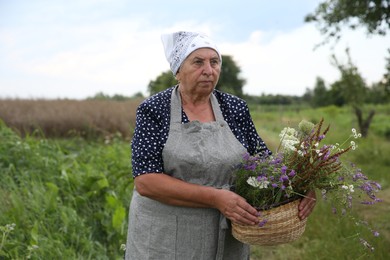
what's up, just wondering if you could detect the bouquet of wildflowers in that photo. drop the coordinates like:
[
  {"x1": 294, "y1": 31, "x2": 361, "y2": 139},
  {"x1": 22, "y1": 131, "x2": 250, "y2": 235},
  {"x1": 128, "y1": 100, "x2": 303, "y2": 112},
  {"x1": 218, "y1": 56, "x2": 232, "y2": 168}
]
[{"x1": 233, "y1": 118, "x2": 382, "y2": 250}]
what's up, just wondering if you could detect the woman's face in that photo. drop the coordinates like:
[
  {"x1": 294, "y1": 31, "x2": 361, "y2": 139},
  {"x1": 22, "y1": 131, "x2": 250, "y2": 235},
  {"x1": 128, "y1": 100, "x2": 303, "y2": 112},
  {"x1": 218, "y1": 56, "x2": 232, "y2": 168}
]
[{"x1": 176, "y1": 48, "x2": 221, "y2": 96}]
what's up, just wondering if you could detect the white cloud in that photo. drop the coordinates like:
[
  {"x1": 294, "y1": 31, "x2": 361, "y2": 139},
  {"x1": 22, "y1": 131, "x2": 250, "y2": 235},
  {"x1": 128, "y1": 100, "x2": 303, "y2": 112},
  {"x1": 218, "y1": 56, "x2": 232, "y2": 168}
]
[
  {"x1": 1, "y1": 19, "x2": 223, "y2": 99},
  {"x1": 1, "y1": 14, "x2": 389, "y2": 99},
  {"x1": 220, "y1": 25, "x2": 390, "y2": 96}
]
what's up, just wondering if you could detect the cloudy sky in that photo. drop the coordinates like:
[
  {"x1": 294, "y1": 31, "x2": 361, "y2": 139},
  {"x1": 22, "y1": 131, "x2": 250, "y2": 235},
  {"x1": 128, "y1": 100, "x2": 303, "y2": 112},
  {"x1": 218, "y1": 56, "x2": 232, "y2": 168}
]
[{"x1": 1, "y1": 0, "x2": 389, "y2": 99}]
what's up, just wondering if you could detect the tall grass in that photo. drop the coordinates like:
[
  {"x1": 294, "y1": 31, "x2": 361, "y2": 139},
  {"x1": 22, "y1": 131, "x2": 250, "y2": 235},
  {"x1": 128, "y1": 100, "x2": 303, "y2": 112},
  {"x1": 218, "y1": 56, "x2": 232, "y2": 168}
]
[{"x1": 0, "y1": 99, "x2": 141, "y2": 139}]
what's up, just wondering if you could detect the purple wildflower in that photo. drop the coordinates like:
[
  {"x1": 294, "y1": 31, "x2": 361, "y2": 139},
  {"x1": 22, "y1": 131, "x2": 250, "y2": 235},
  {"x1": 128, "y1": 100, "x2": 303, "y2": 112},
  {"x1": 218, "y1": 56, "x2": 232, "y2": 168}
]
[
  {"x1": 373, "y1": 231, "x2": 380, "y2": 237},
  {"x1": 244, "y1": 163, "x2": 256, "y2": 171},
  {"x1": 353, "y1": 172, "x2": 368, "y2": 181},
  {"x1": 270, "y1": 155, "x2": 282, "y2": 165},
  {"x1": 360, "y1": 181, "x2": 381, "y2": 199},
  {"x1": 280, "y1": 175, "x2": 289, "y2": 182},
  {"x1": 257, "y1": 176, "x2": 267, "y2": 181},
  {"x1": 258, "y1": 219, "x2": 268, "y2": 227},
  {"x1": 361, "y1": 201, "x2": 375, "y2": 205},
  {"x1": 318, "y1": 134, "x2": 325, "y2": 141},
  {"x1": 242, "y1": 152, "x2": 250, "y2": 161},
  {"x1": 347, "y1": 195, "x2": 353, "y2": 208},
  {"x1": 281, "y1": 165, "x2": 287, "y2": 174},
  {"x1": 371, "y1": 181, "x2": 382, "y2": 190},
  {"x1": 323, "y1": 150, "x2": 331, "y2": 160},
  {"x1": 288, "y1": 170, "x2": 296, "y2": 177}
]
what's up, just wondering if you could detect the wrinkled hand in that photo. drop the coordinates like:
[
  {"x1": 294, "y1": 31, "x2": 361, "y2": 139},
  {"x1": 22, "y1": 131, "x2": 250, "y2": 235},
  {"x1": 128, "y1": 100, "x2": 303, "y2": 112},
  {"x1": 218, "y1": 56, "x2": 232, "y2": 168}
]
[
  {"x1": 213, "y1": 189, "x2": 259, "y2": 226},
  {"x1": 298, "y1": 190, "x2": 317, "y2": 220}
]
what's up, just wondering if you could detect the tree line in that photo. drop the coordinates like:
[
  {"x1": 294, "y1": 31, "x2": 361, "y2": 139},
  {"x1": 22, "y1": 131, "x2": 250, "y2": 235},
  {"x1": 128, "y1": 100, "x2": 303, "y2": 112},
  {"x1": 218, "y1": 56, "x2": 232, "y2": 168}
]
[{"x1": 145, "y1": 49, "x2": 389, "y2": 107}]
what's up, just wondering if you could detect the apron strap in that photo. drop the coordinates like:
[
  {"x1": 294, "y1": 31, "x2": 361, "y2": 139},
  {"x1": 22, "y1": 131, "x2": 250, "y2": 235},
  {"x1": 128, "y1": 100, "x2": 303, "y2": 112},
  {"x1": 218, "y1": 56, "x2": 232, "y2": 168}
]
[
  {"x1": 170, "y1": 85, "x2": 182, "y2": 125},
  {"x1": 170, "y1": 85, "x2": 225, "y2": 126}
]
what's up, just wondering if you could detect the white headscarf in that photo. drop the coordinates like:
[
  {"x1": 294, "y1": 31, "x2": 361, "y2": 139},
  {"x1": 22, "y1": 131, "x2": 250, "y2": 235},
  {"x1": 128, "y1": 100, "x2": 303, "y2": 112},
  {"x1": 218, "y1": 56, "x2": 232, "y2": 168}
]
[{"x1": 161, "y1": 31, "x2": 222, "y2": 75}]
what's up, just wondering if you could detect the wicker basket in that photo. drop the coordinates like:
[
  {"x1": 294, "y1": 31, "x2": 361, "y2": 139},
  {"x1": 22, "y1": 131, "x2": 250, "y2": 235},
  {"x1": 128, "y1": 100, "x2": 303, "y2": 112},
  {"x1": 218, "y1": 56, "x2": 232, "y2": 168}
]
[{"x1": 231, "y1": 199, "x2": 307, "y2": 246}]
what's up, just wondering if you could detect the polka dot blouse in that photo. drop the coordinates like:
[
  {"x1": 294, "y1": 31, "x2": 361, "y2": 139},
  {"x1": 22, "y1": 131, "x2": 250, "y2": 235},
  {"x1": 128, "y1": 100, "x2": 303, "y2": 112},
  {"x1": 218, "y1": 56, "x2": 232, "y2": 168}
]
[{"x1": 131, "y1": 87, "x2": 271, "y2": 178}]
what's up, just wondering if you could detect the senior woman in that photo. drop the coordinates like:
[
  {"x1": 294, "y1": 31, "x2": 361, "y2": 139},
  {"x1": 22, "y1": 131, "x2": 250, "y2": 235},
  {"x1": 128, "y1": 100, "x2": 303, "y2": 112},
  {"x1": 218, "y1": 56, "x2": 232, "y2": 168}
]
[{"x1": 125, "y1": 31, "x2": 316, "y2": 259}]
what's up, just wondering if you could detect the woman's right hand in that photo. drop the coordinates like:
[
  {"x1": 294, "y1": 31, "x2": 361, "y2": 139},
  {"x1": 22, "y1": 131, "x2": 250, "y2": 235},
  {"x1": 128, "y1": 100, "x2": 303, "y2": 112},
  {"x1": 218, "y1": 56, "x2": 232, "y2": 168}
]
[{"x1": 212, "y1": 189, "x2": 259, "y2": 226}]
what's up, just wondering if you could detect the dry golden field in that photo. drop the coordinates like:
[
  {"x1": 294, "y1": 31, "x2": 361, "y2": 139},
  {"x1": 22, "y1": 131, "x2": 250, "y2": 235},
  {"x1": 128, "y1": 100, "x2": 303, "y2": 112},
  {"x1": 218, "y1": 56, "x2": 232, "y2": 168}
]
[{"x1": 0, "y1": 98, "x2": 142, "y2": 139}]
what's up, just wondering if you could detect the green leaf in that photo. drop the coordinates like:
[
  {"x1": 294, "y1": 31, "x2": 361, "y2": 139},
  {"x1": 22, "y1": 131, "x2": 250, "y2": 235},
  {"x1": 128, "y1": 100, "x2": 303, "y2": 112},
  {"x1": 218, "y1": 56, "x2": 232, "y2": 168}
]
[
  {"x1": 30, "y1": 221, "x2": 39, "y2": 245},
  {"x1": 112, "y1": 206, "x2": 125, "y2": 231}
]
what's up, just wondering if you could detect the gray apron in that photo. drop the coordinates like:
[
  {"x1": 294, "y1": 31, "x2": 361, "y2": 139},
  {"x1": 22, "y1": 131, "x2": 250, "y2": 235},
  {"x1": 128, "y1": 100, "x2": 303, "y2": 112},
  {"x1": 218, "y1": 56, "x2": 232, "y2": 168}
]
[{"x1": 125, "y1": 86, "x2": 249, "y2": 260}]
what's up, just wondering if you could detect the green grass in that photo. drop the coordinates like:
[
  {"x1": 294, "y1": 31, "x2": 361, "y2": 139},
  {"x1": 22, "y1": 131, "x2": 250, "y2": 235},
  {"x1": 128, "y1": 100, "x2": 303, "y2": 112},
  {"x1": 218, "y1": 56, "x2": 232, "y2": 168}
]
[
  {"x1": 0, "y1": 123, "x2": 132, "y2": 259},
  {"x1": 1, "y1": 104, "x2": 389, "y2": 259}
]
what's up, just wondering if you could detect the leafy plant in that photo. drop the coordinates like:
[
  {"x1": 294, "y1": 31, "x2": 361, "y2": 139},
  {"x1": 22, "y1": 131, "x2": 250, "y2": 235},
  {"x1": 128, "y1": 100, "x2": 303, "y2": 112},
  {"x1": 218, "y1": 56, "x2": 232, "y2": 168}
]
[{"x1": 0, "y1": 121, "x2": 132, "y2": 259}]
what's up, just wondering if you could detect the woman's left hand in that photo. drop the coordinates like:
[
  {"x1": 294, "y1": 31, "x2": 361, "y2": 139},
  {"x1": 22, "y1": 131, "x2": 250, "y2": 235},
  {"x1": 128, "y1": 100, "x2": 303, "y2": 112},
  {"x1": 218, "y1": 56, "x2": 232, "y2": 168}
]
[{"x1": 298, "y1": 190, "x2": 316, "y2": 220}]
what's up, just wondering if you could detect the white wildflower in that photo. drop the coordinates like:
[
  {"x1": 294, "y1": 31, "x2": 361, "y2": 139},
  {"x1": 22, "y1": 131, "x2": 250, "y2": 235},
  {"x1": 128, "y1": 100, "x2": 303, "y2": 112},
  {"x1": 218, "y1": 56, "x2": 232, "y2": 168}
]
[
  {"x1": 246, "y1": 177, "x2": 258, "y2": 187},
  {"x1": 342, "y1": 184, "x2": 354, "y2": 193},
  {"x1": 350, "y1": 141, "x2": 358, "y2": 150},
  {"x1": 352, "y1": 128, "x2": 362, "y2": 139},
  {"x1": 6, "y1": 223, "x2": 16, "y2": 231},
  {"x1": 279, "y1": 127, "x2": 297, "y2": 139},
  {"x1": 280, "y1": 128, "x2": 300, "y2": 151},
  {"x1": 281, "y1": 139, "x2": 299, "y2": 151},
  {"x1": 246, "y1": 177, "x2": 269, "y2": 189}
]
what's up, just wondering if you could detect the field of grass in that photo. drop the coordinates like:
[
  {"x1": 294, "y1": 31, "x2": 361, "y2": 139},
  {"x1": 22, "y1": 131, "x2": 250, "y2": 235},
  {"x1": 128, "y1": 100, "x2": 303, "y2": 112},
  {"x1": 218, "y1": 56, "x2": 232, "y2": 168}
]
[
  {"x1": 0, "y1": 99, "x2": 141, "y2": 139},
  {"x1": 0, "y1": 101, "x2": 389, "y2": 259}
]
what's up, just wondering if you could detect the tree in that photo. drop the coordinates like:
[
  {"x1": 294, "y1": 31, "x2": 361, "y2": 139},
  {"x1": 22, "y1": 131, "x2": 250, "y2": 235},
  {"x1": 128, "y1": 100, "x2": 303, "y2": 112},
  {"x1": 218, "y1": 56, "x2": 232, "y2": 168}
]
[
  {"x1": 367, "y1": 49, "x2": 390, "y2": 102},
  {"x1": 88, "y1": 92, "x2": 111, "y2": 100},
  {"x1": 147, "y1": 55, "x2": 245, "y2": 97},
  {"x1": 147, "y1": 71, "x2": 178, "y2": 96},
  {"x1": 302, "y1": 88, "x2": 314, "y2": 104},
  {"x1": 331, "y1": 49, "x2": 375, "y2": 137},
  {"x1": 215, "y1": 55, "x2": 246, "y2": 98},
  {"x1": 328, "y1": 81, "x2": 347, "y2": 106},
  {"x1": 305, "y1": 0, "x2": 390, "y2": 44},
  {"x1": 305, "y1": 0, "x2": 389, "y2": 136},
  {"x1": 311, "y1": 77, "x2": 331, "y2": 107},
  {"x1": 130, "y1": 92, "x2": 145, "y2": 99}
]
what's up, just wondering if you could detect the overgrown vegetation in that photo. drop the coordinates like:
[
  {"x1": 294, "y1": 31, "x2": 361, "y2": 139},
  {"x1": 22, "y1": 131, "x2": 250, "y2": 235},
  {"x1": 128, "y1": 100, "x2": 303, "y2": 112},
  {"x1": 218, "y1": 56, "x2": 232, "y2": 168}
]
[
  {"x1": 1, "y1": 103, "x2": 389, "y2": 259},
  {"x1": 0, "y1": 122, "x2": 132, "y2": 259}
]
